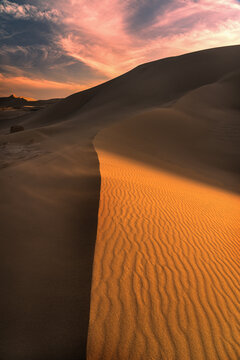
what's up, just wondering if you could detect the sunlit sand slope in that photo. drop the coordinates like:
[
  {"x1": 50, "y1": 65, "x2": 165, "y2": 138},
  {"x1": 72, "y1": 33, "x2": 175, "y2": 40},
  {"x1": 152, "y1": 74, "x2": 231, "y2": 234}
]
[{"x1": 88, "y1": 148, "x2": 240, "y2": 360}]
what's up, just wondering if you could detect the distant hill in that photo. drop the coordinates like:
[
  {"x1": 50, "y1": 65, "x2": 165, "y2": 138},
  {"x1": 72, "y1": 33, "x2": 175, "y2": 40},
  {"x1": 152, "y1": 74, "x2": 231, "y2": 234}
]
[{"x1": 0, "y1": 94, "x2": 61, "y2": 109}]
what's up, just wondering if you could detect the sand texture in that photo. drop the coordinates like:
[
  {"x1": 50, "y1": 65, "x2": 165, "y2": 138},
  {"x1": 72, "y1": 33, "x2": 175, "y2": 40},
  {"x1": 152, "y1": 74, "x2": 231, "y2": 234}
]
[
  {"x1": 1, "y1": 45, "x2": 240, "y2": 360},
  {"x1": 87, "y1": 149, "x2": 240, "y2": 359}
]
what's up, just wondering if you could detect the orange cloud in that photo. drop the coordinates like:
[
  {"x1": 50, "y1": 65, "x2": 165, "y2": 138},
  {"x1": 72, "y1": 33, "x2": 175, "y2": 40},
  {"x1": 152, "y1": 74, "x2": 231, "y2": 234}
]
[{"x1": 0, "y1": 73, "x2": 98, "y2": 99}]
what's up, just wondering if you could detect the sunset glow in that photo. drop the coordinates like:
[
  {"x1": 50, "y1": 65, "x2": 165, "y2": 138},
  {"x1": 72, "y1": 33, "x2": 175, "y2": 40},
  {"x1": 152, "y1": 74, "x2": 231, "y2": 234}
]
[{"x1": 0, "y1": 0, "x2": 240, "y2": 99}]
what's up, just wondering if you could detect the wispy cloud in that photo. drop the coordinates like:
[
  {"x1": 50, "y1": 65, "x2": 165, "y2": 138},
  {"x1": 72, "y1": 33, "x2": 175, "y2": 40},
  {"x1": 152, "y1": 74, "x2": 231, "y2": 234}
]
[
  {"x1": 59, "y1": 0, "x2": 240, "y2": 78},
  {"x1": 0, "y1": 0, "x2": 59, "y2": 21}
]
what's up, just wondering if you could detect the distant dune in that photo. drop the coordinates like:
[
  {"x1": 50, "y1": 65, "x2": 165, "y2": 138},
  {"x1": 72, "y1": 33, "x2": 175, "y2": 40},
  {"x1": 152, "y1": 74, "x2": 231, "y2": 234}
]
[{"x1": 0, "y1": 45, "x2": 240, "y2": 360}]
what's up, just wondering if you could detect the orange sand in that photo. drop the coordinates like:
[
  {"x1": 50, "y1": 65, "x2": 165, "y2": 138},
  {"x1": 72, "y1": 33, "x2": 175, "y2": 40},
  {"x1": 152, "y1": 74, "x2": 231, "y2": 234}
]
[{"x1": 87, "y1": 149, "x2": 240, "y2": 360}]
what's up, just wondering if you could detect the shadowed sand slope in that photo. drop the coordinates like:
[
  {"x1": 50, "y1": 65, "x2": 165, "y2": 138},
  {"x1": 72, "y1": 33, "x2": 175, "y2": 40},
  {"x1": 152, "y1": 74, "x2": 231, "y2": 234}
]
[
  {"x1": 0, "y1": 128, "x2": 100, "y2": 360},
  {"x1": 92, "y1": 72, "x2": 240, "y2": 194}
]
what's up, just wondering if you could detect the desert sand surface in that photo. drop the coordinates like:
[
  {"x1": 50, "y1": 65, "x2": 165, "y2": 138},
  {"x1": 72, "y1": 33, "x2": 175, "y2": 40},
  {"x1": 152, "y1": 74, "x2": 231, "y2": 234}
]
[
  {"x1": 0, "y1": 131, "x2": 100, "y2": 359},
  {"x1": 1, "y1": 45, "x2": 240, "y2": 360},
  {"x1": 88, "y1": 149, "x2": 240, "y2": 360},
  {"x1": 88, "y1": 110, "x2": 240, "y2": 359}
]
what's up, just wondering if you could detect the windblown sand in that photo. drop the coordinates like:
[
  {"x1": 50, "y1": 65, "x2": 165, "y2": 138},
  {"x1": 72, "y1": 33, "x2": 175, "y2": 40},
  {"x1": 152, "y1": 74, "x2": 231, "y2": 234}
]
[{"x1": 88, "y1": 148, "x2": 240, "y2": 360}]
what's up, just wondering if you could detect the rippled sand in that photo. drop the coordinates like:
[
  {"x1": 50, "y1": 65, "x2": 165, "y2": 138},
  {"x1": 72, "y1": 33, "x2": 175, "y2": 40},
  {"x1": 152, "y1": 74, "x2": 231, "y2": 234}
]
[{"x1": 88, "y1": 148, "x2": 240, "y2": 360}]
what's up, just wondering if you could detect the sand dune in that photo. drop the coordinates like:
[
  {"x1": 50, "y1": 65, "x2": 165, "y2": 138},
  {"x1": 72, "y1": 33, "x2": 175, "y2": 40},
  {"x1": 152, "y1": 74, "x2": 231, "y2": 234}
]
[
  {"x1": 1, "y1": 45, "x2": 240, "y2": 359},
  {"x1": 23, "y1": 45, "x2": 240, "y2": 130},
  {"x1": 93, "y1": 71, "x2": 240, "y2": 194},
  {"x1": 87, "y1": 50, "x2": 240, "y2": 359}
]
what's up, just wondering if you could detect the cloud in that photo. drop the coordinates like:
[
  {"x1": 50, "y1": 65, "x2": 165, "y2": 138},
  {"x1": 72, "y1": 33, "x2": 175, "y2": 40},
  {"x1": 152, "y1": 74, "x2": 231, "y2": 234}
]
[
  {"x1": 58, "y1": 0, "x2": 240, "y2": 78},
  {"x1": 0, "y1": 0, "x2": 59, "y2": 21},
  {"x1": 0, "y1": 72, "x2": 99, "y2": 99},
  {"x1": 0, "y1": 0, "x2": 240, "y2": 98},
  {"x1": 0, "y1": 44, "x2": 107, "y2": 83},
  {"x1": 0, "y1": 2, "x2": 107, "y2": 98},
  {"x1": 125, "y1": 0, "x2": 173, "y2": 32}
]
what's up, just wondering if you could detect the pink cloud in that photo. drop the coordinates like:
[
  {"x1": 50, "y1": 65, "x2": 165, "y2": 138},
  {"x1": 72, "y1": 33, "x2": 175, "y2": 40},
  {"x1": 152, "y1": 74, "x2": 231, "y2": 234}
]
[
  {"x1": 58, "y1": 0, "x2": 240, "y2": 78},
  {"x1": 59, "y1": 0, "x2": 134, "y2": 77}
]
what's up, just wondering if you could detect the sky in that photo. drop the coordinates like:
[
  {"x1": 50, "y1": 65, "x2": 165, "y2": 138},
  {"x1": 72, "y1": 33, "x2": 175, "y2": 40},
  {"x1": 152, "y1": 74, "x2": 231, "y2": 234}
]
[{"x1": 0, "y1": 0, "x2": 240, "y2": 99}]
